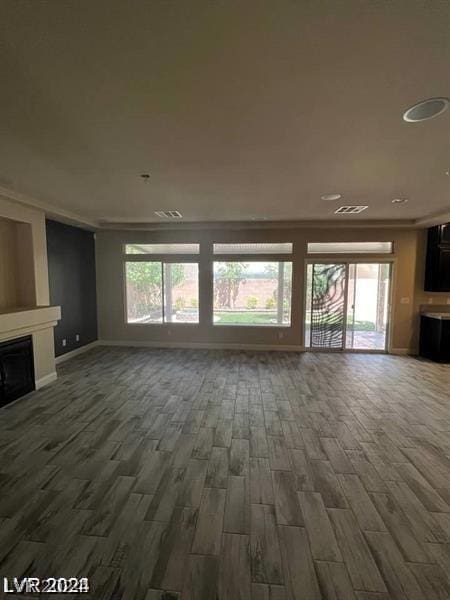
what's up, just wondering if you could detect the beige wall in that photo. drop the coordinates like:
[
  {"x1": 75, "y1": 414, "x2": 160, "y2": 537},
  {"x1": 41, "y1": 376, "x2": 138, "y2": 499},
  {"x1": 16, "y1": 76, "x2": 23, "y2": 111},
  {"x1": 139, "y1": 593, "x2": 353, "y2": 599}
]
[{"x1": 96, "y1": 226, "x2": 431, "y2": 353}]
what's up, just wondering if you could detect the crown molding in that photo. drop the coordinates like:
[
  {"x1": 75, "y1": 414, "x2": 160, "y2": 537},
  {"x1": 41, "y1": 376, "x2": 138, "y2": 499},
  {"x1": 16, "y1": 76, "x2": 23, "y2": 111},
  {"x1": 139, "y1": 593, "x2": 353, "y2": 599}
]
[
  {"x1": 0, "y1": 185, "x2": 98, "y2": 230},
  {"x1": 97, "y1": 218, "x2": 417, "y2": 231},
  {"x1": 1, "y1": 184, "x2": 448, "y2": 232},
  {"x1": 415, "y1": 207, "x2": 450, "y2": 228}
]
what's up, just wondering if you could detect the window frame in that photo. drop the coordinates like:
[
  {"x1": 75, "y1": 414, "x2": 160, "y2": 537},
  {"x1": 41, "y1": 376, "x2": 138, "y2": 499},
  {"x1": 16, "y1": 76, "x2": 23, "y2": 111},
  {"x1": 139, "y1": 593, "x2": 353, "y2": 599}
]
[
  {"x1": 213, "y1": 242, "x2": 293, "y2": 255},
  {"x1": 211, "y1": 259, "x2": 293, "y2": 328},
  {"x1": 123, "y1": 243, "x2": 200, "y2": 255},
  {"x1": 307, "y1": 241, "x2": 394, "y2": 255},
  {"x1": 123, "y1": 256, "x2": 200, "y2": 326},
  {"x1": 122, "y1": 240, "x2": 295, "y2": 329}
]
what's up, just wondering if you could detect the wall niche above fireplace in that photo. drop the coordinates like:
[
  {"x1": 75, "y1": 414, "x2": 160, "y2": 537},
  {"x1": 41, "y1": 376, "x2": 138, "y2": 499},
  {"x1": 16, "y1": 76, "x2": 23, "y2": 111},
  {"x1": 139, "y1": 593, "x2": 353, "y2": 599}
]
[
  {"x1": 0, "y1": 216, "x2": 36, "y2": 311},
  {"x1": 0, "y1": 336, "x2": 35, "y2": 407}
]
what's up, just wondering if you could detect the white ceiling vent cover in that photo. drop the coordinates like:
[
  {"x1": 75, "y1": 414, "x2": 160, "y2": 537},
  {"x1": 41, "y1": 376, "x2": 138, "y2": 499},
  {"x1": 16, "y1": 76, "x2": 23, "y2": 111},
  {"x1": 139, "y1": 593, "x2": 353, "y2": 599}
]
[
  {"x1": 154, "y1": 210, "x2": 183, "y2": 218},
  {"x1": 334, "y1": 205, "x2": 368, "y2": 215}
]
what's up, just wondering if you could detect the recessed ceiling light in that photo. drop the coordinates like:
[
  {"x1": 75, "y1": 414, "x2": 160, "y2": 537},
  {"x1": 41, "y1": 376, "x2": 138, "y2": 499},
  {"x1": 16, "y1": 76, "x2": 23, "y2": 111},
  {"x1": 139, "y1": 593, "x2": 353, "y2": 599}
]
[
  {"x1": 392, "y1": 198, "x2": 408, "y2": 204},
  {"x1": 403, "y1": 98, "x2": 449, "y2": 122},
  {"x1": 321, "y1": 193, "x2": 342, "y2": 201}
]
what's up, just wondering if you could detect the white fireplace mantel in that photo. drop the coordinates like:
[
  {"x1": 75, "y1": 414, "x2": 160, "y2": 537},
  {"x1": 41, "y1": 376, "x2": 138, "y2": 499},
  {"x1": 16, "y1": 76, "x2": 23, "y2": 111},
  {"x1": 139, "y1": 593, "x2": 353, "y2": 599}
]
[{"x1": 0, "y1": 306, "x2": 61, "y2": 341}]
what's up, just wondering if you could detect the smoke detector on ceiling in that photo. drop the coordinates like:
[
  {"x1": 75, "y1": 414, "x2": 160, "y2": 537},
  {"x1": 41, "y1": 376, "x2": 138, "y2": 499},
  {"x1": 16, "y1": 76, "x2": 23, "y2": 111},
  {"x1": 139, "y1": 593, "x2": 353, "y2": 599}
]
[
  {"x1": 334, "y1": 205, "x2": 368, "y2": 214},
  {"x1": 154, "y1": 210, "x2": 183, "y2": 218}
]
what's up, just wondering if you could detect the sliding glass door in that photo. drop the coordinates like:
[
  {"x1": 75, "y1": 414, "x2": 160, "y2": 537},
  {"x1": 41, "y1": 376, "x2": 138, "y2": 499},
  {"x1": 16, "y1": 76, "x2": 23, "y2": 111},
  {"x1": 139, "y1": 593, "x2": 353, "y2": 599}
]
[
  {"x1": 306, "y1": 263, "x2": 347, "y2": 349},
  {"x1": 346, "y1": 263, "x2": 391, "y2": 350},
  {"x1": 305, "y1": 261, "x2": 391, "y2": 351}
]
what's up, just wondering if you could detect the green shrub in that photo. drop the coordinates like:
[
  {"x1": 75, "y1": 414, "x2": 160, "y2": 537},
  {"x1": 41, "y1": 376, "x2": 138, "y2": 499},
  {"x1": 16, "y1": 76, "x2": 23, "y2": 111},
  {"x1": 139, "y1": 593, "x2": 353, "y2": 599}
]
[
  {"x1": 246, "y1": 296, "x2": 258, "y2": 309},
  {"x1": 175, "y1": 297, "x2": 185, "y2": 310},
  {"x1": 265, "y1": 297, "x2": 276, "y2": 310},
  {"x1": 190, "y1": 298, "x2": 198, "y2": 308}
]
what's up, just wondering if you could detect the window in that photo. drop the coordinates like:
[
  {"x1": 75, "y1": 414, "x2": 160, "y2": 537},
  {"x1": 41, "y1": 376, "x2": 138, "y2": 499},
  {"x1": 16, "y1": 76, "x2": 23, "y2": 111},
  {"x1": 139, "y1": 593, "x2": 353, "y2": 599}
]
[
  {"x1": 307, "y1": 241, "x2": 393, "y2": 254},
  {"x1": 125, "y1": 262, "x2": 199, "y2": 324},
  {"x1": 125, "y1": 243, "x2": 200, "y2": 255},
  {"x1": 213, "y1": 261, "x2": 292, "y2": 326},
  {"x1": 213, "y1": 242, "x2": 293, "y2": 255}
]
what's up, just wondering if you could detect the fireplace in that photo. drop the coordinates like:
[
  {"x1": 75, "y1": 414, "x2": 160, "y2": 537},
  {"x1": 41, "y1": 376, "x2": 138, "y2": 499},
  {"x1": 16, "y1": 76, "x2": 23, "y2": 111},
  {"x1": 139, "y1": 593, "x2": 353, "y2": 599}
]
[{"x1": 0, "y1": 336, "x2": 35, "y2": 407}]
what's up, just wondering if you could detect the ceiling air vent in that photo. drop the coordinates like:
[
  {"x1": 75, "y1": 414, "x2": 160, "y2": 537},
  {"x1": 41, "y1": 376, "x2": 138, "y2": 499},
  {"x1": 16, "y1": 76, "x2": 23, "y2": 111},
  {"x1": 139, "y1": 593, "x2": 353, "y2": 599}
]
[
  {"x1": 334, "y1": 205, "x2": 368, "y2": 215},
  {"x1": 154, "y1": 210, "x2": 183, "y2": 218}
]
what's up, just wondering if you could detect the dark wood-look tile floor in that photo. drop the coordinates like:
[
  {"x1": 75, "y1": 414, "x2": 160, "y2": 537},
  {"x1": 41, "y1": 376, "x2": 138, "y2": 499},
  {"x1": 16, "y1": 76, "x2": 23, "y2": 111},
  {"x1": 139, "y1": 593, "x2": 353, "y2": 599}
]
[{"x1": 1, "y1": 347, "x2": 450, "y2": 600}]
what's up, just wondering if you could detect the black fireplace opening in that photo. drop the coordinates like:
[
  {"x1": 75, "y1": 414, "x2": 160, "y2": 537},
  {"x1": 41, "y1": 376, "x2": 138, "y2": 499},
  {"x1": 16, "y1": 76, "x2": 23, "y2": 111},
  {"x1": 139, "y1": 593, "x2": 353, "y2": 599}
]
[{"x1": 0, "y1": 336, "x2": 35, "y2": 408}]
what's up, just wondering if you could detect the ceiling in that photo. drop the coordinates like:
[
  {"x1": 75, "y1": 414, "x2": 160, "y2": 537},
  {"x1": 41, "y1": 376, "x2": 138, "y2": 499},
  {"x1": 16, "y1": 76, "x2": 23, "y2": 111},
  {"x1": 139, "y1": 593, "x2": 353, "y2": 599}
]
[{"x1": 1, "y1": 0, "x2": 449, "y2": 227}]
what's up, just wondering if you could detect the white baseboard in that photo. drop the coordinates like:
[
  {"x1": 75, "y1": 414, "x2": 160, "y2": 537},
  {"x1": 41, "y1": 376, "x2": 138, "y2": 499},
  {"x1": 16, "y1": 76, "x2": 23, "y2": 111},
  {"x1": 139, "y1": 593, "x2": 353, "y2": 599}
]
[
  {"x1": 36, "y1": 371, "x2": 57, "y2": 389},
  {"x1": 55, "y1": 339, "x2": 417, "y2": 356},
  {"x1": 55, "y1": 340, "x2": 100, "y2": 364},
  {"x1": 98, "y1": 339, "x2": 305, "y2": 352}
]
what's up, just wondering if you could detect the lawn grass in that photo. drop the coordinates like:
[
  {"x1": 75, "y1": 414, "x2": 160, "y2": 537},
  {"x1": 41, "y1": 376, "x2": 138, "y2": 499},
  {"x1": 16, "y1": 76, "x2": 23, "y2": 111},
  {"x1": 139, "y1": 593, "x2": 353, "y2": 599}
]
[
  {"x1": 214, "y1": 310, "x2": 376, "y2": 330},
  {"x1": 215, "y1": 311, "x2": 283, "y2": 325}
]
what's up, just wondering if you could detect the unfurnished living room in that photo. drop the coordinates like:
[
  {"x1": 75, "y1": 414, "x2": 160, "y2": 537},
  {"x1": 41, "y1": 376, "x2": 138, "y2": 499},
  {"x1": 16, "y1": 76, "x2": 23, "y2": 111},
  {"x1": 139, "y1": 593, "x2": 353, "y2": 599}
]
[{"x1": 1, "y1": 1, "x2": 450, "y2": 599}]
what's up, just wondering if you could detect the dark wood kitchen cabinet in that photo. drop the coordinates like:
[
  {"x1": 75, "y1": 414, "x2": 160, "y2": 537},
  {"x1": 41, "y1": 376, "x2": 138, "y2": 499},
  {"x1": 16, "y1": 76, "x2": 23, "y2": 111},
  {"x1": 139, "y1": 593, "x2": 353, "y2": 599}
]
[
  {"x1": 425, "y1": 224, "x2": 450, "y2": 292},
  {"x1": 419, "y1": 314, "x2": 450, "y2": 362}
]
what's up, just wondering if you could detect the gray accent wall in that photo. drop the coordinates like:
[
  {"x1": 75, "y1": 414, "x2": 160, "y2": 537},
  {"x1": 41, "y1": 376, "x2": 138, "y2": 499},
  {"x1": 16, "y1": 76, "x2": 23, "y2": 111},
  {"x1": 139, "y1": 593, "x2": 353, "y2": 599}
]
[{"x1": 46, "y1": 220, "x2": 97, "y2": 356}]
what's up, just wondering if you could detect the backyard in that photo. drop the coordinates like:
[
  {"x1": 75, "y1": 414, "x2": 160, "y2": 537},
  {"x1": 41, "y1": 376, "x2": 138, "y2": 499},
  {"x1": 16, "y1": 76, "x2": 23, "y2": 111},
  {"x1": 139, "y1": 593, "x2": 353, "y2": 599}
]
[{"x1": 214, "y1": 310, "x2": 284, "y2": 325}]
